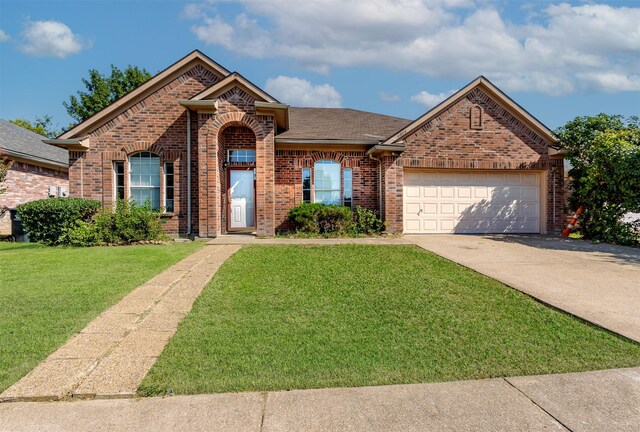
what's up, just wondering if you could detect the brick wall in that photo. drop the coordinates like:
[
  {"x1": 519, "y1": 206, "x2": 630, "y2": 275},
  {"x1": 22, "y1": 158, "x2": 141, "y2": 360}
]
[
  {"x1": 196, "y1": 87, "x2": 276, "y2": 237},
  {"x1": 0, "y1": 161, "x2": 68, "y2": 235},
  {"x1": 274, "y1": 149, "x2": 379, "y2": 232},
  {"x1": 384, "y1": 88, "x2": 564, "y2": 233},
  {"x1": 67, "y1": 63, "x2": 220, "y2": 236}
]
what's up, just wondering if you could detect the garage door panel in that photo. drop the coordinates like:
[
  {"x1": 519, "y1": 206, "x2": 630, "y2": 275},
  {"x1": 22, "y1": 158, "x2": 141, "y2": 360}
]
[{"x1": 404, "y1": 171, "x2": 541, "y2": 234}]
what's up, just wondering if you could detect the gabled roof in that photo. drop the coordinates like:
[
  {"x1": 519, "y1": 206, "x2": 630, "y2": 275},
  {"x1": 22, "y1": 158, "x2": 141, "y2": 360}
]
[
  {"x1": 59, "y1": 50, "x2": 230, "y2": 139},
  {"x1": 190, "y1": 72, "x2": 279, "y2": 103},
  {"x1": 276, "y1": 108, "x2": 411, "y2": 143},
  {"x1": 0, "y1": 119, "x2": 68, "y2": 168},
  {"x1": 383, "y1": 76, "x2": 557, "y2": 145}
]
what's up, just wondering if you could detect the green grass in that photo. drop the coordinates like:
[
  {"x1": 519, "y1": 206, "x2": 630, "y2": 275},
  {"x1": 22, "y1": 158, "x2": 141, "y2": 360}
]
[
  {"x1": 140, "y1": 245, "x2": 640, "y2": 396},
  {"x1": 0, "y1": 241, "x2": 203, "y2": 393}
]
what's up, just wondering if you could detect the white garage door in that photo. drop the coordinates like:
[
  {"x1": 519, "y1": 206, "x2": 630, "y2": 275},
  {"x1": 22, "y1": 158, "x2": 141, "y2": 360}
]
[{"x1": 404, "y1": 171, "x2": 541, "y2": 234}]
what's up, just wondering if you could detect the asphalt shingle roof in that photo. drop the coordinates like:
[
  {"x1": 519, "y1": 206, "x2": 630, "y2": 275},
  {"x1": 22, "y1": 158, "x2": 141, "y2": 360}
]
[
  {"x1": 0, "y1": 119, "x2": 68, "y2": 167},
  {"x1": 277, "y1": 107, "x2": 412, "y2": 141}
]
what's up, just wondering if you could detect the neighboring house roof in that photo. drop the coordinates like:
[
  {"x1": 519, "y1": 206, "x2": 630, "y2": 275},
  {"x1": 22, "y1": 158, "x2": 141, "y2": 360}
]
[
  {"x1": 276, "y1": 108, "x2": 412, "y2": 143},
  {"x1": 383, "y1": 76, "x2": 557, "y2": 145},
  {"x1": 0, "y1": 119, "x2": 68, "y2": 169},
  {"x1": 59, "y1": 50, "x2": 230, "y2": 140}
]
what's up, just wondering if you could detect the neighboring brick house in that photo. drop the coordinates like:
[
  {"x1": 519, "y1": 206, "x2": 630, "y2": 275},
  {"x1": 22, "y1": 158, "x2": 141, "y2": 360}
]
[
  {"x1": 48, "y1": 50, "x2": 564, "y2": 237},
  {"x1": 0, "y1": 119, "x2": 69, "y2": 237}
]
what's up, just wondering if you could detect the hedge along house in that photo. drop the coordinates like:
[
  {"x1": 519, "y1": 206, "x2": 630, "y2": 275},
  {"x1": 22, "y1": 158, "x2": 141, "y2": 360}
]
[{"x1": 47, "y1": 50, "x2": 564, "y2": 237}]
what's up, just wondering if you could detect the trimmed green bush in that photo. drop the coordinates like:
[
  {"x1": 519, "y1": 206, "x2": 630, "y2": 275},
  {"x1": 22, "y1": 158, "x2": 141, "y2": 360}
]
[
  {"x1": 68, "y1": 199, "x2": 167, "y2": 246},
  {"x1": 287, "y1": 203, "x2": 385, "y2": 236},
  {"x1": 16, "y1": 198, "x2": 101, "y2": 245},
  {"x1": 288, "y1": 203, "x2": 353, "y2": 234}
]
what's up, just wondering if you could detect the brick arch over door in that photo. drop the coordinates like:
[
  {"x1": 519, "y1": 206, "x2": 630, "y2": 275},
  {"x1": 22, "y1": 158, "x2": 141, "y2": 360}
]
[{"x1": 198, "y1": 112, "x2": 275, "y2": 237}]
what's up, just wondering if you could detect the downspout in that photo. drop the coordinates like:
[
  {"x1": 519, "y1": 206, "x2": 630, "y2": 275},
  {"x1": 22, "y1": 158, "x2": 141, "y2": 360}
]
[
  {"x1": 368, "y1": 150, "x2": 383, "y2": 217},
  {"x1": 186, "y1": 109, "x2": 192, "y2": 237},
  {"x1": 552, "y1": 166, "x2": 556, "y2": 231}
]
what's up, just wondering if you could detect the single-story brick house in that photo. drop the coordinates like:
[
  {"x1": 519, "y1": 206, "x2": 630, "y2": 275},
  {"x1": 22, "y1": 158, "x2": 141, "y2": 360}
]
[
  {"x1": 47, "y1": 50, "x2": 564, "y2": 237},
  {"x1": 0, "y1": 119, "x2": 69, "y2": 238}
]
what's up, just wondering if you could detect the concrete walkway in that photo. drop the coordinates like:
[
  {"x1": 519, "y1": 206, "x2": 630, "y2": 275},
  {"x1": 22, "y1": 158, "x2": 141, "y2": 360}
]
[
  {"x1": 1, "y1": 367, "x2": 638, "y2": 431},
  {"x1": 407, "y1": 235, "x2": 640, "y2": 342},
  {"x1": 0, "y1": 244, "x2": 240, "y2": 402}
]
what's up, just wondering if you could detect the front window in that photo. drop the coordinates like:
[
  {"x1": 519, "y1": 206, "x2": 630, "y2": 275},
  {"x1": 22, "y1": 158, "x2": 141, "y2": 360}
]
[
  {"x1": 302, "y1": 168, "x2": 311, "y2": 203},
  {"x1": 343, "y1": 168, "x2": 352, "y2": 209},
  {"x1": 314, "y1": 160, "x2": 341, "y2": 205},
  {"x1": 129, "y1": 152, "x2": 160, "y2": 210},
  {"x1": 228, "y1": 149, "x2": 256, "y2": 163},
  {"x1": 113, "y1": 161, "x2": 125, "y2": 200},
  {"x1": 164, "y1": 162, "x2": 174, "y2": 213}
]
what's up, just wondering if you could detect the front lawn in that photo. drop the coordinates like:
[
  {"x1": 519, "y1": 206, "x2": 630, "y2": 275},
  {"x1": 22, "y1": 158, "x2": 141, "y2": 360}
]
[
  {"x1": 140, "y1": 245, "x2": 640, "y2": 395},
  {"x1": 0, "y1": 241, "x2": 203, "y2": 393}
]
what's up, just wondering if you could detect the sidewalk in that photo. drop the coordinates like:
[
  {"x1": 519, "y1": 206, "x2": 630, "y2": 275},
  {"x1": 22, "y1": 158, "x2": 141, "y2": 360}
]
[
  {"x1": 1, "y1": 367, "x2": 638, "y2": 431},
  {"x1": 0, "y1": 244, "x2": 241, "y2": 402}
]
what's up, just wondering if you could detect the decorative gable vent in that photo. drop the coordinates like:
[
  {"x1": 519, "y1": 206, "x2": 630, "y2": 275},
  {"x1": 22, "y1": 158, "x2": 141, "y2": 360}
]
[{"x1": 470, "y1": 105, "x2": 483, "y2": 130}]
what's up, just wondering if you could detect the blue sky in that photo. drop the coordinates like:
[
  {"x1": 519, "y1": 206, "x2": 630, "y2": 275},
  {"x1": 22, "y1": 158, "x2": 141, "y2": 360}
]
[{"x1": 0, "y1": 0, "x2": 638, "y2": 132}]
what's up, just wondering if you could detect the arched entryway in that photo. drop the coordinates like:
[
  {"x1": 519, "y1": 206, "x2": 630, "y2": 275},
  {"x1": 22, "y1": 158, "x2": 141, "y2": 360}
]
[{"x1": 219, "y1": 125, "x2": 257, "y2": 232}]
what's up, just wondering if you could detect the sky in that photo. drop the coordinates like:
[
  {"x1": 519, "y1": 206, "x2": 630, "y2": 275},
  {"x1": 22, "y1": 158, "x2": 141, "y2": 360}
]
[{"x1": 0, "y1": 0, "x2": 638, "y2": 133}]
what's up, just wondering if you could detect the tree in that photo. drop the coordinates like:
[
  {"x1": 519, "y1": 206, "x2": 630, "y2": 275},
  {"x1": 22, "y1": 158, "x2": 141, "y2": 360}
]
[
  {"x1": 556, "y1": 114, "x2": 640, "y2": 246},
  {"x1": 10, "y1": 115, "x2": 61, "y2": 138},
  {"x1": 63, "y1": 65, "x2": 152, "y2": 124}
]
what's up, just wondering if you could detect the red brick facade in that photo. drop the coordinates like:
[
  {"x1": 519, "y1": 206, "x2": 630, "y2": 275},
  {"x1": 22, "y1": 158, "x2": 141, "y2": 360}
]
[
  {"x1": 383, "y1": 88, "x2": 564, "y2": 233},
  {"x1": 0, "y1": 161, "x2": 68, "y2": 235},
  {"x1": 274, "y1": 149, "x2": 379, "y2": 231},
  {"x1": 63, "y1": 53, "x2": 564, "y2": 237}
]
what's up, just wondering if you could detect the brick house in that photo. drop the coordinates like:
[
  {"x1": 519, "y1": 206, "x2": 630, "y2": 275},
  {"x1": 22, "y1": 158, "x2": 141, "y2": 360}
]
[
  {"x1": 0, "y1": 119, "x2": 69, "y2": 238},
  {"x1": 48, "y1": 50, "x2": 564, "y2": 237}
]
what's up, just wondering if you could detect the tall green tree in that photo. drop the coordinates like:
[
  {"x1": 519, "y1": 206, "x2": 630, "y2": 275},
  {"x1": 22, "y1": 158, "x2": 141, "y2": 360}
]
[
  {"x1": 556, "y1": 114, "x2": 640, "y2": 246},
  {"x1": 63, "y1": 65, "x2": 152, "y2": 124},
  {"x1": 10, "y1": 115, "x2": 61, "y2": 138}
]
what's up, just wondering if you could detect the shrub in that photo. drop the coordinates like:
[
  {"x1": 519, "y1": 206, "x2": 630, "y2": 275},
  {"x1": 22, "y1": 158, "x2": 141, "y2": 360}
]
[
  {"x1": 287, "y1": 203, "x2": 353, "y2": 234},
  {"x1": 17, "y1": 198, "x2": 101, "y2": 245},
  {"x1": 68, "y1": 199, "x2": 167, "y2": 246},
  {"x1": 351, "y1": 206, "x2": 385, "y2": 235},
  {"x1": 287, "y1": 203, "x2": 385, "y2": 236}
]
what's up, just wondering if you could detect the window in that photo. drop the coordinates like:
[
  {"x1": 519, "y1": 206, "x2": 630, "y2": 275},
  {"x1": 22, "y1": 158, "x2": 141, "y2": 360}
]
[
  {"x1": 113, "y1": 161, "x2": 125, "y2": 200},
  {"x1": 129, "y1": 152, "x2": 160, "y2": 210},
  {"x1": 164, "y1": 162, "x2": 174, "y2": 213},
  {"x1": 228, "y1": 149, "x2": 256, "y2": 163},
  {"x1": 314, "y1": 160, "x2": 341, "y2": 205},
  {"x1": 343, "y1": 168, "x2": 352, "y2": 209},
  {"x1": 302, "y1": 168, "x2": 311, "y2": 203}
]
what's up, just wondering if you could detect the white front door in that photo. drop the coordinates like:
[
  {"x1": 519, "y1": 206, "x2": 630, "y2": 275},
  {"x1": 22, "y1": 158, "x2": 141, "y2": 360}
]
[{"x1": 229, "y1": 169, "x2": 255, "y2": 229}]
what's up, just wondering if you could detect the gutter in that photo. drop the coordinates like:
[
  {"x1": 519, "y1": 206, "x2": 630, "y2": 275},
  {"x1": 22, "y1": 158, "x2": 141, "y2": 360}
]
[
  {"x1": 368, "y1": 151, "x2": 384, "y2": 217},
  {"x1": 1, "y1": 148, "x2": 68, "y2": 170},
  {"x1": 187, "y1": 110, "x2": 192, "y2": 237},
  {"x1": 276, "y1": 138, "x2": 379, "y2": 145}
]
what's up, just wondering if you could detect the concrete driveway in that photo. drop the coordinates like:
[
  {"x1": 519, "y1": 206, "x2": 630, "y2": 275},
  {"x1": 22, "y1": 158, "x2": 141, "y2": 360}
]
[{"x1": 406, "y1": 235, "x2": 640, "y2": 343}]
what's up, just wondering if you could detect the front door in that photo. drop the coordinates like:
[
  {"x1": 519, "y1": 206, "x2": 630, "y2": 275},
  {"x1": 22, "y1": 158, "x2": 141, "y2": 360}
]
[{"x1": 229, "y1": 169, "x2": 255, "y2": 229}]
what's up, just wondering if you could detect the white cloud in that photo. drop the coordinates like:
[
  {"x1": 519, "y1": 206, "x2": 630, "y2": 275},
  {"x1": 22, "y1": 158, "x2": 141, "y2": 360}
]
[
  {"x1": 186, "y1": 1, "x2": 640, "y2": 94},
  {"x1": 379, "y1": 91, "x2": 401, "y2": 102},
  {"x1": 411, "y1": 90, "x2": 456, "y2": 108},
  {"x1": 265, "y1": 76, "x2": 342, "y2": 107},
  {"x1": 0, "y1": 29, "x2": 9, "y2": 42},
  {"x1": 19, "y1": 20, "x2": 87, "y2": 58}
]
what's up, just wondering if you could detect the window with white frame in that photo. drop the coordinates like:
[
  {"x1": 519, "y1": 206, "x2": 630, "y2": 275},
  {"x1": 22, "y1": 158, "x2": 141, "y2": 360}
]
[
  {"x1": 228, "y1": 149, "x2": 256, "y2": 163},
  {"x1": 314, "y1": 160, "x2": 341, "y2": 205},
  {"x1": 113, "y1": 161, "x2": 125, "y2": 200},
  {"x1": 302, "y1": 168, "x2": 311, "y2": 203},
  {"x1": 164, "y1": 162, "x2": 174, "y2": 213},
  {"x1": 129, "y1": 152, "x2": 160, "y2": 210},
  {"x1": 343, "y1": 168, "x2": 352, "y2": 209}
]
